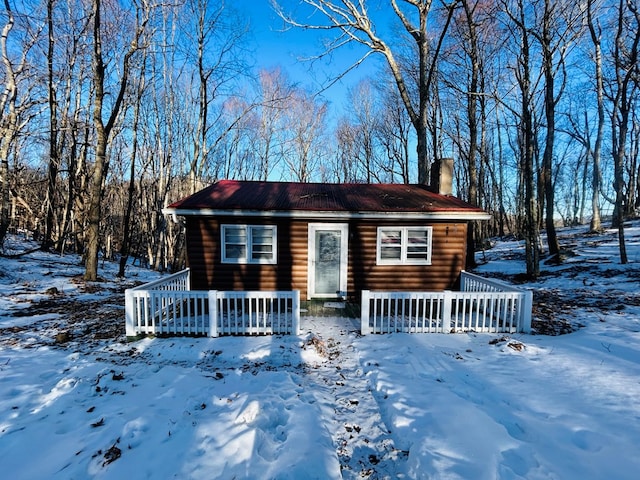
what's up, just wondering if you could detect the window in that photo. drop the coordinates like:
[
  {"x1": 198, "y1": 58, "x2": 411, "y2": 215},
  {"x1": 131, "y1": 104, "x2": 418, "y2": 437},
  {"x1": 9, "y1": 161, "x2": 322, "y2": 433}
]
[
  {"x1": 377, "y1": 226, "x2": 432, "y2": 265},
  {"x1": 221, "y1": 225, "x2": 277, "y2": 264}
]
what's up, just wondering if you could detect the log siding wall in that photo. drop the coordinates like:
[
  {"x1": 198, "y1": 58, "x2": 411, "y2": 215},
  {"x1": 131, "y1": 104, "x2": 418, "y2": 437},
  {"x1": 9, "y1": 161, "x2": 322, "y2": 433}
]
[
  {"x1": 348, "y1": 220, "x2": 467, "y2": 295},
  {"x1": 185, "y1": 216, "x2": 467, "y2": 299}
]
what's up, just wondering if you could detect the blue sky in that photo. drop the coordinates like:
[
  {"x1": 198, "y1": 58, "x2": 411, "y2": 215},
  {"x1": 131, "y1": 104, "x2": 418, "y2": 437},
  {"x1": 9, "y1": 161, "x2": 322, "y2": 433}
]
[{"x1": 236, "y1": 0, "x2": 386, "y2": 116}]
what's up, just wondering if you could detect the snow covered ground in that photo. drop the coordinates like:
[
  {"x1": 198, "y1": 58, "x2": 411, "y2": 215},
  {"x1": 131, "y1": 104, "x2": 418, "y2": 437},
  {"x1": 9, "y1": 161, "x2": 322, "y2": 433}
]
[{"x1": 1, "y1": 222, "x2": 639, "y2": 479}]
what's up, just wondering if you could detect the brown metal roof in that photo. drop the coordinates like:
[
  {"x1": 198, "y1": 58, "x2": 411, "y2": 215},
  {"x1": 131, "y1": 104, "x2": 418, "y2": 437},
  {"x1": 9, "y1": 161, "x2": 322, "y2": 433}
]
[{"x1": 165, "y1": 180, "x2": 490, "y2": 219}]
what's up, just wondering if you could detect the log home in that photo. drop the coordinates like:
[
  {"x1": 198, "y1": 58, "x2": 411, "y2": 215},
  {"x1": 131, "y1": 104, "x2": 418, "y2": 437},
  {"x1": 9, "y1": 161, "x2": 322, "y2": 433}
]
[
  {"x1": 163, "y1": 177, "x2": 491, "y2": 301},
  {"x1": 126, "y1": 167, "x2": 532, "y2": 337}
]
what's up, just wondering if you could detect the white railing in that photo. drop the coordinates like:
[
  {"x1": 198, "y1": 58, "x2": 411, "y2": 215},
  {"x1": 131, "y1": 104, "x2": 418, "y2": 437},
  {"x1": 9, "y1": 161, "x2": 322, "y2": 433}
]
[
  {"x1": 125, "y1": 269, "x2": 209, "y2": 337},
  {"x1": 209, "y1": 291, "x2": 300, "y2": 337},
  {"x1": 136, "y1": 268, "x2": 190, "y2": 292},
  {"x1": 125, "y1": 269, "x2": 300, "y2": 337},
  {"x1": 460, "y1": 270, "x2": 519, "y2": 294},
  {"x1": 360, "y1": 291, "x2": 448, "y2": 334},
  {"x1": 361, "y1": 271, "x2": 532, "y2": 335},
  {"x1": 458, "y1": 271, "x2": 532, "y2": 333}
]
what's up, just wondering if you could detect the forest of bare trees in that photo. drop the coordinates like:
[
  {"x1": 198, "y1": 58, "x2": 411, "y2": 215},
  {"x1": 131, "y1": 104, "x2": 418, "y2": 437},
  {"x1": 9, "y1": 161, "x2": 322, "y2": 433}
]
[{"x1": 0, "y1": 0, "x2": 638, "y2": 280}]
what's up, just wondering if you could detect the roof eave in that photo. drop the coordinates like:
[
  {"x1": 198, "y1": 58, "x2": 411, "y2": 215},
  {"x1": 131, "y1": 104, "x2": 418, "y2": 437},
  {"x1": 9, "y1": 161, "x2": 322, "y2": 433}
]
[{"x1": 162, "y1": 207, "x2": 492, "y2": 222}]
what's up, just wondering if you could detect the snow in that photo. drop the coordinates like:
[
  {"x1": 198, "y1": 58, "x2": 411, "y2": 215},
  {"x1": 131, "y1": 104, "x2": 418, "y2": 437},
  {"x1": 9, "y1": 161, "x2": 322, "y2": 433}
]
[{"x1": 1, "y1": 223, "x2": 640, "y2": 479}]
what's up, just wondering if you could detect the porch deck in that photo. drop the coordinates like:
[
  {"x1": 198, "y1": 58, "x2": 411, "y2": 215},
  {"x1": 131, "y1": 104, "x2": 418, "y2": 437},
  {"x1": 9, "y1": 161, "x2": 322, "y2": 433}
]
[{"x1": 125, "y1": 270, "x2": 532, "y2": 338}]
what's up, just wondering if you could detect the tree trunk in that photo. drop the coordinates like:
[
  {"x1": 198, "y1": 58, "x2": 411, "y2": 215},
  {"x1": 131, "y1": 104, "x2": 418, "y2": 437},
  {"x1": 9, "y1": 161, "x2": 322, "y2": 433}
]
[
  {"x1": 43, "y1": 0, "x2": 60, "y2": 251},
  {"x1": 518, "y1": 1, "x2": 540, "y2": 278},
  {"x1": 461, "y1": 0, "x2": 480, "y2": 269},
  {"x1": 85, "y1": 131, "x2": 107, "y2": 280},
  {"x1": 84, "y1": 0, "x2": 147, "y2": 280},
  {"x1": 0, "y1": 133, "x2": 11, "y2": 244},
  {"x1": 614, "y1": 137, "x2": 628, "y2": 264},
  {"x1": 118, "y1": 65, "x2": 145, "y2": 278},
  {"x1": 608, "y1": 0, "x2": 639, "y2": 264},
  {"x1": 540, "y1": 0, "x2": 560, "y2": 257},
  {"x1": 0, "y1": 0, "x2": 16, "y2": 245},
  {"x1": 85, "y1": 0, "x2": 106, "y2": 280},
  {"x1": 612, "y1": 112, "x2": 629, "y2": 264},
  {"x1": 190, "y1": 0, "x2": 208, "y2": 194}
]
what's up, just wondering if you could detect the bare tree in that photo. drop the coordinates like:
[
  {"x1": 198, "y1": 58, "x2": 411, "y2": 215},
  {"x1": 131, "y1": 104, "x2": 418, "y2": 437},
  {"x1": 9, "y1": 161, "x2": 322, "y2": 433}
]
[
  {"x1": 0, "y1": 0, "x2": 41, "y2": 246},
  {"x1": 331, "y1": 118, "x2": 361, "y2": 182},
  {"x1": 528, "y1": 0, "x2": 582, "y2": 258},
  {"x1": 117, "y1": 59, "x2": 146, "y2": 278},
  {"x1": 586, "y1": 0, "x2": 605, "y2": 232},
  {"x1": 608, "y1": 0, "x2": 640, "y2": 264},
  {"x1": 376, "y1": 81, "x2": 413, "y2": 183},
  {"x1": 342, "y1": 80, "x2": 381, "y2": 182},
  {"x1": 42, "y1": 0, "x2": 59, "y2": 251},
  {"x1": 56, "y1": 1, "x2": 93, "y2": 254},
  {"x1": 0, "y1": 0, "x2": 18, "y2": 245},
  {"x1": 537, "y1": 0, "x2": 561, "y2": 257},
  {"x1": 283, "y1": 89, "x2": 328, "y2": 182},
  {"x1": 501, "y1": 0, "x2": 541, "y2": 277},
  {"x1": 275, "y1": 0, "x2": 459, "y2": 184},
  {"x1": 183, "y1": 0, "x2": 249, "y2": 193},
  {"x1": 447, "y1": 0, "x2": 486, "y2": 267},
  {"x1": 84, "y1": 0, "x2": 150, "y2": 281},
  {"x1": 255, "y1": 68, "x2": 293, "y2": 180}
]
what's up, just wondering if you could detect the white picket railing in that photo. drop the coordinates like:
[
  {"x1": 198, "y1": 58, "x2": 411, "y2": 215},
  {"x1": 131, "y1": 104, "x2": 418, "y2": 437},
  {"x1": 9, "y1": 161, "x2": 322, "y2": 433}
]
[
  {"x1": 126, "y1": 269, "x2": 530, "y2": 337},
  {"x1": 125, "y1": 269, "x2": 300, "y2": 337},
  {"x1": 125, "y1": 269, "x2": 205, "y2": 336},
  {"x1": 210, "y1": 290, "x2": 300, "y2": 337},
  {"x1": 361, "y1": 271, "x2": 532, "y2": 335},
  {"x1": 360, "y1": 291, "x2": 448, "y2": 334}
]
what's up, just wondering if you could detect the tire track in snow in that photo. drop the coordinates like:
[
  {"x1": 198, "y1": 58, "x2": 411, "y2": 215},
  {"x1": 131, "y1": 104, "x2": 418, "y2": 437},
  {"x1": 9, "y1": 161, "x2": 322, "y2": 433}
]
[{"x1": 302, "y1": 317, "x2": 408, "y2": 479}]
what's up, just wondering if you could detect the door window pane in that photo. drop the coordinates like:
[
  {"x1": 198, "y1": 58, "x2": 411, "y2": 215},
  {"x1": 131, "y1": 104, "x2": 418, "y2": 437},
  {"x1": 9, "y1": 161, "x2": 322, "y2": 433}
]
[{"x1": 315, "y1": 231, "x2": 341, "y2": 294}]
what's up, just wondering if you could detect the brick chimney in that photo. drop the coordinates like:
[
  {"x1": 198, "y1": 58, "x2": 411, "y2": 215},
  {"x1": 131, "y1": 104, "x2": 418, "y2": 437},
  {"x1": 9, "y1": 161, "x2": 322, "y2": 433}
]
[{"x1": 430, "y1": 157, "x2": 454, "y2": 196}]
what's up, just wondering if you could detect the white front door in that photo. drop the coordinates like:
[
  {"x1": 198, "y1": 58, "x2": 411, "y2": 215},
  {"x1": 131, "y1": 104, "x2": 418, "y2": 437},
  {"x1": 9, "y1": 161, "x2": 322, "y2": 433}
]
[{"x1": 308, "y1": 223, "x2": 348, "y2": 299}]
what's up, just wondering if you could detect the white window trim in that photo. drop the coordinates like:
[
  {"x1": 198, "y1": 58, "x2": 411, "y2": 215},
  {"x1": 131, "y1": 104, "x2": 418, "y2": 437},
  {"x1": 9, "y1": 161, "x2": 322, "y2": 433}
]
[
  {"x1": 376, "y1": 226, "x2": 433, "y2": 265},
  {"x1": 221, "y1": 224, "x2": 277, "y2": 264}
]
